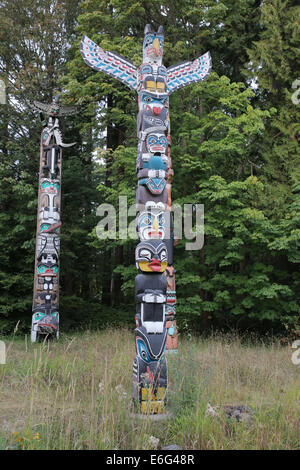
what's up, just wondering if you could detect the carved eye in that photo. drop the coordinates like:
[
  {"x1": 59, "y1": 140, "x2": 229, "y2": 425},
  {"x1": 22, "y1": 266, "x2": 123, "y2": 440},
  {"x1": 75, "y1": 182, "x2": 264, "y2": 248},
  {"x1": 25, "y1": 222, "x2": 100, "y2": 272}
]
[
  {"x1": 159, "y1": 137, "x2": 167, "y2": 146},
  {"x1": 137, "y1": 339, "x2": 151, "y2": 363},
  {"x1": 160, "y1": 249, "x2": 167, "y2": 261},
  {"x1": 142, "y1": 216, "x2": 151, "y2": 225},
  {"x1": 147, "y1": 136, "x2": 157, "y2": 146},
  {"x1": 139, "y1": 249, "x2": 151, "y2": 260},
  {"x1": 144, "y1": 96, "x2": 152, "y2": 103},
  {"x1": 38, "y1": 265, "x2": 47, "y2": 273},
  {"x1": 141, "y1": 350, "x2": 147, "y2": 359}
]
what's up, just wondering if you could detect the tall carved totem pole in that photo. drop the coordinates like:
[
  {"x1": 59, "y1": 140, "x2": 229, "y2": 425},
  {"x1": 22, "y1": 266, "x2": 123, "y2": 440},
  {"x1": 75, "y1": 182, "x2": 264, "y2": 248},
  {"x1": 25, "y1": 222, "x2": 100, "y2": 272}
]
[
  {"x1": 30, "y1": 96, "x2": 77, "y2": 342},
  {"x1": 81, "y1": 25, "x2": 211, "y2": 414}
]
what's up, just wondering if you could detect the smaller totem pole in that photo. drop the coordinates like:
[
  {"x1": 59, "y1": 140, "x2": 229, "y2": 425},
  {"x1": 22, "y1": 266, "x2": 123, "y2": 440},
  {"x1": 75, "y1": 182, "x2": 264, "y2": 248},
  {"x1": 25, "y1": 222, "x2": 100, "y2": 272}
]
[{"x1": 30, "y1": 95, "x2": 77, "y2": 342}]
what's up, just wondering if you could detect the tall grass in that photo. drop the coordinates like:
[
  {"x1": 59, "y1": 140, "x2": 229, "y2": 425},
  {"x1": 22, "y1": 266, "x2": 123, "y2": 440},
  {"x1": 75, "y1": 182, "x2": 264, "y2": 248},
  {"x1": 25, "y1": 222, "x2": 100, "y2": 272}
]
[{"x1": 0, "y1": 328, "x2": 299, "y2": 449}]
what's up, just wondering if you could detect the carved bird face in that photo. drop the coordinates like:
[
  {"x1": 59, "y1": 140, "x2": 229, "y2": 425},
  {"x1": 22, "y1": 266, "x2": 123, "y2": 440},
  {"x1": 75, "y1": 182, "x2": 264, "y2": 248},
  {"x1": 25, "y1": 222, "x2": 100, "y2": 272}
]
[
  {"x1": 136, "y1": 240, "x2": 168, "y2": 272},
  {"x1": 143, "y1": 24, "x2": 164, "y2": 65}
]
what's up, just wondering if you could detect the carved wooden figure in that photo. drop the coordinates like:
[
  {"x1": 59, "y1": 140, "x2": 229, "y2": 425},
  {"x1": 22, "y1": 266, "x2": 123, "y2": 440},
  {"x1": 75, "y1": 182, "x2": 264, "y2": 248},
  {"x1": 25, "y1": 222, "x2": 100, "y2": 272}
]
[
  {"x1": 81, "y1": 24, "x2": 211, "y2": 413},
  {"x1": 30, "y1": 96, "x2": 77, "y2": 342}
]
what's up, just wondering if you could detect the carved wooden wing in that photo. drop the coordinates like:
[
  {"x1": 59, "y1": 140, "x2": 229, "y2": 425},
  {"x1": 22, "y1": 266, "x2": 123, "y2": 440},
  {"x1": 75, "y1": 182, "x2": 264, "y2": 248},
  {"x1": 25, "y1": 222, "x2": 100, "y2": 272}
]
[
  {"x1": 31, "y1": 101, "x2": 52, "y2": 114},
  {"x1": 31, "y1": 101, "x2": 77, "y2": 117},
  {"x1": 80, "y1": 35, "x2": 138, "y2": 91},
  {"x1": 167, "y1": 51, "x2": 212, "y2": 94},
  {"x1": 56, "y1": 106, "x2": 78, "y2": 116}
]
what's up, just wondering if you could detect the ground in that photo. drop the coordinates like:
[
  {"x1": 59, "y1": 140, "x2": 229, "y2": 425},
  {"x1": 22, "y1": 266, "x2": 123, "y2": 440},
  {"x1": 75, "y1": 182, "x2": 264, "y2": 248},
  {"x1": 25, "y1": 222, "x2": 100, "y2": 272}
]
[{"x1": 0, "y1": 328, "x2": 299, "y2": 450}]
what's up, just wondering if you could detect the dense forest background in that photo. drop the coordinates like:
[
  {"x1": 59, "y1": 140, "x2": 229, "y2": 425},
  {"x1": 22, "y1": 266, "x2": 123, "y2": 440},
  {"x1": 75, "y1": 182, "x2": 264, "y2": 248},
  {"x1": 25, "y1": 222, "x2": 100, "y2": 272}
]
[{"x1": 0, "y1": 0, "x2": 299, "y2": 336}]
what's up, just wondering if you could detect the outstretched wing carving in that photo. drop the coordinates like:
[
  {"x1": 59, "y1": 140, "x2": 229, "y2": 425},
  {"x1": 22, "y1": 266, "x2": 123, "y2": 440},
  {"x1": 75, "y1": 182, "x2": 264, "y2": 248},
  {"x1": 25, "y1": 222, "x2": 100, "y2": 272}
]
[
  {"x1": 31, "y1": 101, "x2": 52, "y2": 114},
  {"x1": 167, "y1": 52, "x2": 212, "y2": 94},
  {"x1": 80, "y1": 35, "x2": 138, "y2": 91},
  {"x1": 56, "y1": 106, "x2": 78, "y2": 117},
  {"x1": 30, "y1": 101, "x2": 77, "y2": 117}
]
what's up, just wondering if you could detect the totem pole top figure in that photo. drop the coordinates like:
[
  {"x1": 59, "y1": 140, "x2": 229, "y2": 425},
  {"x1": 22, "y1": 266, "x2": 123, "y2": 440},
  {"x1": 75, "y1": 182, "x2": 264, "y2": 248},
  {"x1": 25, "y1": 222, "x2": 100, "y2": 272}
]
[
  {"x1": 80, "y1": 27, "x2": 212, "y2": 94},
  {"x1": 143, "y1": 24, "x2": 164, "y2": 65},
  {"x1": 31, "y1": 95, "x2": 78, "y2": 118},
  {"x1": 30, "y1": 95, "x2": 78, "y2": 148}
]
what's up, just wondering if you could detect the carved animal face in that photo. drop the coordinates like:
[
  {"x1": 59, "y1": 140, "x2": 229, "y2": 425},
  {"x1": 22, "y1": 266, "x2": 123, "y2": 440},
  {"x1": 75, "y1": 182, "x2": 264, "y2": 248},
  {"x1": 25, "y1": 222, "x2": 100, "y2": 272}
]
[
  {"x1": 139, "y1": 64, "x2": 167, "y2": 93},
  {"x1": 143, "y1": 25, "x2": 164, "y2": 64},
  {"x1": 136, "y1": 337, "x2": 154, "y2": 363},
  {"x1": 40, "y1": 179, "x2": 60, "y2": 194},
  {"x1": 136, "y1": 240, "x2": 168, "y2": 272},
  {"x1": 37, "y1": 255, "x2": 58, "y2": 276},
  {"x1": 139, "y1": 91, "x2": 169, "y2": 115},
  {"x1": 33, "y1": 311, "x2": 58, "y2": 322}
]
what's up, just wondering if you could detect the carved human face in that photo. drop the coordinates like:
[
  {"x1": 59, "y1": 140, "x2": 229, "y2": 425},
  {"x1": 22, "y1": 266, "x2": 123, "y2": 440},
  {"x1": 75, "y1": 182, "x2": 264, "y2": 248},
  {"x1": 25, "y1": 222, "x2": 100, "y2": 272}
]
[
  {"x1": 146, "y1": 133, "x2": 168, "y2": 154},
  {"x1": 137, "y1": 203, "x2": 166, "y2": 240}
]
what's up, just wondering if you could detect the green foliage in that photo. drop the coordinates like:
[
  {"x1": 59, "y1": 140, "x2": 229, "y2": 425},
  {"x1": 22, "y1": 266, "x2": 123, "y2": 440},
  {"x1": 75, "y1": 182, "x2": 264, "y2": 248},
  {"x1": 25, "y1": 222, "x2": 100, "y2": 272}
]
[{"x1": 0, "y1": 0, "x2": 299, "y2": 334}]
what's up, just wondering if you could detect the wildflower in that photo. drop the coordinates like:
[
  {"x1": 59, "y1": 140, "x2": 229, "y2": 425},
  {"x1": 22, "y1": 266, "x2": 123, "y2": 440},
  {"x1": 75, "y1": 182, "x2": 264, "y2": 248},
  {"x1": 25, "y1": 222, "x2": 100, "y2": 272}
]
[
  {"x1": 205, "y1": 403, "x2": 219, "y2": 419},
  {"x1": 98, "y1": 381, "x2": 104, "y2": 393},
  {"x1": 115, "y1": 384, "x2": 128, "y2": 401},
  {"x1": 149, "y1": 435, "x2": 160, "y2": 449}
]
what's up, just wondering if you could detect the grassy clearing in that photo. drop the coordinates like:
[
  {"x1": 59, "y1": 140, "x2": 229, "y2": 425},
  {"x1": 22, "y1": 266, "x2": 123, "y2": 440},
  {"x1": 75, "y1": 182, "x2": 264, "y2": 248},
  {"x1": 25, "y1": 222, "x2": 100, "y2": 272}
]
[{"x1": 0, "y1": 328, "x2": 299, "y2": 450}]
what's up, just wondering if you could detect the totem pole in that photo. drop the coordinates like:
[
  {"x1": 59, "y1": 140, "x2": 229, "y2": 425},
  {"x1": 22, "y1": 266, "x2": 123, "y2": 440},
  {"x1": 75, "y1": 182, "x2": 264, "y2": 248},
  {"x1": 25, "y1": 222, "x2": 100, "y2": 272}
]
[
  {"x1": 30, "y1": 96, "x2": 77, "y2": 342},
  {"x1": 80, "y1": 25, "x2": 211, "y2": 413}
]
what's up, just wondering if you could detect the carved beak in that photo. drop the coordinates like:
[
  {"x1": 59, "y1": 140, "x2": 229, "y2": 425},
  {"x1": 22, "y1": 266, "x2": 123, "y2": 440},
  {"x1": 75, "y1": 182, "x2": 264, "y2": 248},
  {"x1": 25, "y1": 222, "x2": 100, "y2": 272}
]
[
  {"x1": 152, "y1": 217, "x2": 159, "y2": 234},
  {"x1": 148, "y1": 258, "x2": 161, "y2": 272},
  {"x1": 153, "y1": 38, "x2": 160, "y2": 56}
]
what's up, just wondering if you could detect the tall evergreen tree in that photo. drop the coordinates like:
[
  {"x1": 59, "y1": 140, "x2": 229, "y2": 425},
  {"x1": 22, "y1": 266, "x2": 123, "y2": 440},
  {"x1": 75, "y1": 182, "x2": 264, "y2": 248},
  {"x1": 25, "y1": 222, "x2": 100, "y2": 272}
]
[{"x1": 1, "y1": 0, "x2": 299, "y2": 334}]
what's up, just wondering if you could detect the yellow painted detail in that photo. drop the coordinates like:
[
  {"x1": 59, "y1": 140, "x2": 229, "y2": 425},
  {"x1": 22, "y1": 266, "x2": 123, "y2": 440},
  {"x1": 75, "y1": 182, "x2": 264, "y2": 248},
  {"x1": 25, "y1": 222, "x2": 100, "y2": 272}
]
[
  {"x1": 161, "y1": 260, "x2": 168, "y2": 272},
  {"x1": 138, "y1": 260, "x2": 168, "y2": 273},
  {"x1": 156, "y1": 82, "x2": 165, "y2": 92},
  {"x1": 146, "y1": 80, "x2": 155, "y2": 92},
  {"x1": 141, "y1": 386, "x2": 166, "y2": 401},
  {"x1": 153, "y1": 38, "x2": 160, "y2": 56},
  {"x1": 152, "y1": 216, "x2": 159, "y2": 233},
  {"x1": 140, "y1": 400, "x2": 165, "y2": 414}
]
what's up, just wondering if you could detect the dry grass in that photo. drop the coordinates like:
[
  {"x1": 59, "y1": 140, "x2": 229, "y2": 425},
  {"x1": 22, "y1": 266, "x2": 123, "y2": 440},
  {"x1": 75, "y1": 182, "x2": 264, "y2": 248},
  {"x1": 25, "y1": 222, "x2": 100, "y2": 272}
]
[{"x1": 0, "y1": 328, "x2": 299, "y2": 450}]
